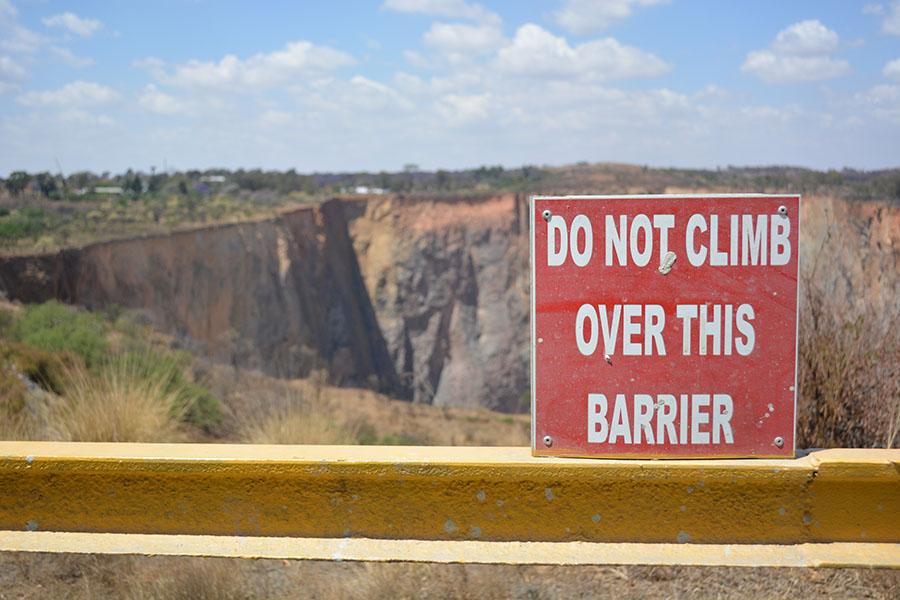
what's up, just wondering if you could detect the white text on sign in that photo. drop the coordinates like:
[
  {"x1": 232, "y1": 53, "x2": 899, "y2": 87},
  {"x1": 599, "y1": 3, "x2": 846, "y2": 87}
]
[{"x1": 547, "y1": 213, "x2": 791, "y2": 268}]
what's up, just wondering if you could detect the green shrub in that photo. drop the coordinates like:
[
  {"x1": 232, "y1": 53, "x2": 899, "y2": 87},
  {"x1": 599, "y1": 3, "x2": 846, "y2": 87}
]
[
  {"x1": 0, "y1": 208, "x2": 46, "y2": 242},
  {"x1": 12, "y1": 301, "x2": 108, "y2": 367}
]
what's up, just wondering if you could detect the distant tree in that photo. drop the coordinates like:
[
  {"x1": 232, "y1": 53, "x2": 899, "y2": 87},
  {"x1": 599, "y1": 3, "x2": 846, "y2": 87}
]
[
  {"x1": 128, "y1": 175, "x2": 143, "y2": 195},
  {"x1": 34, "y1": 172, "x2": 59, "y2": 199},
  {"x1": 147, "y1": 174, "x2": 165, "y2": 194},
  {"x1": 178, "y1": 181, "x2": 189, "y2": 195},
  {"x1": 5, "y1": 171, "x2": 31, "y2": 197},
  {"x1": 67, "y1": 171, "x2": 93, "y2": 190},
  {"x1": 403, "y1": 163, "x2": 419, "y2": 173},
  {"x1": 435, "y1": 169, "x2": 449, "y2": 189},
  {"x1": 377, "y1": 171, "x2": 391, "y2": 191}
]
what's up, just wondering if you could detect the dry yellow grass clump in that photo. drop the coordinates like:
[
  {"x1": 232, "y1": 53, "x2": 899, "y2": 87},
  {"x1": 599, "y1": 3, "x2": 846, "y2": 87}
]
[
  {"x1": 42, "y1": 360, "x2": 186, "y2": 442},
  {"x1": 239, "y1": 378, "x2": 358, "y2": 445},
  {"x1": 5, "y1": 358, "x2": 186, "y2": 443},
  {"x1": 798, "y1": 278, "x2": 900, "y2": 449}
]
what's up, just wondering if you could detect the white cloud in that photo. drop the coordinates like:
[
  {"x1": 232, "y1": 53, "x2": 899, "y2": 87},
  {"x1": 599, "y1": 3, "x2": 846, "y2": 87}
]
[
  {"x1": 138, "y1": 84, "x2": 190, "y2": 115},
  {"x1": 133, "y1": 56, "x2": 166, "y2": 77},
  {"x1": 863, "y1": 2, "x2": 900, "y2": 34},
  {"x1": 772, "y1": 19, "x2": 839, "y2": 55},
  {"x1": 285, "y1": 75, "x2": 413, "y2": 116},
  {"x1": 423, "y1": 22, "x2": 505, "y2": 59},
  {"x1": 0, "y1": 1, "x2": 43, "y2": 54},
  {"x1": 18, "y1": 81, "x2": 120, "y2": 107},
  {"x1": 156, "y1": 41, "x2": 355, "y2": 89},
  {"x1": 496, "y1": 24, "x2": 669, "y2": 81},
  {"x1": 382, "y1": 0, "x2": 500, "y2": 25},
  {"x1": 42, "y1": 12, "x2": 102, "y2": 37},
  {"x1": 50, "y1": 46, "x2": 94, "y2": 68},
  {"x1": 863, "y1": 4, "x2": 884, "y2": 16},
  {"x1": 56, "y1": 109, "x2": 115, "y2": 127},
  {"x1": 853, "y1": 84, "x2": 900, "y2": 123},
  {"x1": 259, "y1": 109, "x2": 293, "y2": 128},
  {"x1": 885, "y1": 58, "x2": 900, "y2": 79},
  {"x1": 0, "y1": 54, "x2": 25, "y2": 93},
  {"x1": 742, "y1": 51, "x2": 849, "y2": 84},
  {"x1": 1, "y1": 1, "x2": 90, "y2": 67},
  {"x1": 884, "y1": 1, "x2": 900, "y2": 34},
  {"x1": 742, "y1": 20, "x2": 849, "y2": 84},
  {"x1": 403, "y1": 49, "x2": 430, "y2": 69},
  {"x1": 555, "y1": 0, "x2": 667, "y2": 34},
  {"x1": 436, "y1": 92, "x2": 491, "y2": 124},
  {"x1": 0, "y1": 0, "x2": 15, "y2": 20}
]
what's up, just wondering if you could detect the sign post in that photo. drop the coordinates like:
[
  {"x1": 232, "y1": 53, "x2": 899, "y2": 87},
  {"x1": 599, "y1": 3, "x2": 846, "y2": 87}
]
[{"x1": 531, "y1": 195, "x2": 800, "y2": 458}]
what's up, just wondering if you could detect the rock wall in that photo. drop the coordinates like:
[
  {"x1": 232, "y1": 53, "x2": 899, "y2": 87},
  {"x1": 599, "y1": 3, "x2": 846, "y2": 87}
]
[
  {"x1": 0, "y1": 201, "x2": 401, "y2": 395},
  {"x1": 346, "y1": 194, "x2": 530, "y2": 411}
]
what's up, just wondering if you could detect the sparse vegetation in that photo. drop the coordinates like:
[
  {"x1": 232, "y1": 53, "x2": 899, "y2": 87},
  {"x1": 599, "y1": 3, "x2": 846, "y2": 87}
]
[
  {"x1": 36, "y1": 359, "x2": 186, "y2": 443},
  {"x1": 2, "y1": 164, "x2": 898, "y2": 254},
  {"x1": 798, "y1": 280, "x2": 900, "y2": 449},
  {"x1": 0, "y1": 300, "x2": 221, "y2": 442},
  {"x1": 240, "y1": 388, "x2": 358, "y2": 445},
  {"x1": 12, "y1": 301, "x2": 108, "y2": 367},
  {"x1": 0, "y1": 553, "x2": 897, "y2": 600}
]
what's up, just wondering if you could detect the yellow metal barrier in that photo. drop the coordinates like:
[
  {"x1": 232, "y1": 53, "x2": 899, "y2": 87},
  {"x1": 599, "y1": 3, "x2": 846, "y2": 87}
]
[{"x1": 0, "y1": 443, "x2": 897, "y2": 566}]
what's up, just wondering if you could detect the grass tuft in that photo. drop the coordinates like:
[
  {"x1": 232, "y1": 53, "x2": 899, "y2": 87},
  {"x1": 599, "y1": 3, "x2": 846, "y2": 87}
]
[
  {"x1": 36, "y1": 358, "x2": 186, "y2": 443},
  {"x1": 239, "y1": 382, "x2": 358, "y2": 445},
  {"x1": 798, "y1": 278, "x2": 900, "y2": 448}
]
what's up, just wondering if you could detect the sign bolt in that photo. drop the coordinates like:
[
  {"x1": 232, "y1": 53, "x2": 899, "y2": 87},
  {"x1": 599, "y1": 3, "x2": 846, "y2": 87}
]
[
  {"x1": 542, "y1": 435, "x2": 553, "y2": 447},
  {"x1": 774, "y1": 436, "x2": 785, "y2": 448},
  {"x1": 542, "y1": 209, "x2": 552, "y2": 221},
  {"x1": 777, "y1": 205, "x2": 788, "y2": 217}
]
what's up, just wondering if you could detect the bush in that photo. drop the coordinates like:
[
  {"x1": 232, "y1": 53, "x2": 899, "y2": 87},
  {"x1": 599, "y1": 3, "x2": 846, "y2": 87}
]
[
  {"x1": 3, "y1": 301, "x2": 222, "y2": 436},
  {"x1": 12, "y1": 301, "x2": 108, "y2": 367},
  {"x1": 239, "y1": 383, "x2": 356, "y2": 445},
  {"x1": 0, "y1": 208, "x2": 46, "y2": 242},
  {"x1": 37, "y1": 359, "x2": 186, "y2": 443},
  {"x1": 798, "y1": 281, "x2": 900, "y2": 448},
  {"x1": 0, "y1": 342, "x2": 78, "y2": 396},
  {"x1": 110, "y1": 350, "x2": 222, "y2": 433}
]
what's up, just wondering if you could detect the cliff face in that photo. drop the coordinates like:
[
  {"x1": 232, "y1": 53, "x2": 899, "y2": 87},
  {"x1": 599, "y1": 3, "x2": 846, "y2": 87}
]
[
  {"x1": 0, "y1": 201, "x2": 401, "y2": 395},
  {"x1": 0, "y1": 192, "x2": 894, "y2": 411},
  {"x1": 798, "y1": 195, "x2": 899, "y2": 311},
  {"x1": 346, "y1": 194, "x2": 530, "y2": 411}
]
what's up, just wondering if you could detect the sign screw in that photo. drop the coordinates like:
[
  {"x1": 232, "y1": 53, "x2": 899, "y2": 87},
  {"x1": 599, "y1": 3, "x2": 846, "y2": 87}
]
[
  {"x1": 777, "y1": 205, "x2": 787, "y2": 217},
  {"x1": 542, "y1": 209, "x2": 552, "y2": 221},
  {"x1": 542, "y1": 435, "x2": 553, "y2": 447},
  {"x1": 774, "y1": 436, "x2": 785, "y2": 448}
]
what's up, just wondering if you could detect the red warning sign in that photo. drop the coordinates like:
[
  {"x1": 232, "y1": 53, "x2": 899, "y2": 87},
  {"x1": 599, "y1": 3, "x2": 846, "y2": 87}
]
[{"x1": 531, "y1": 195, "x2": 799, "y2": 458}]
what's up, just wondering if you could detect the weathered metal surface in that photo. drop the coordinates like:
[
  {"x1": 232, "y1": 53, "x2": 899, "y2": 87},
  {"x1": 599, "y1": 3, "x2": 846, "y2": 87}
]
[
  {"x1": 531, "y1": 195, "x2": 801, "y2": 458},
  {"x1": 0, "y1": 444, "x2": 897, "y2": 548},
  {"x1": 1, "y1": 532, "x2": 897, "y2": 568}
]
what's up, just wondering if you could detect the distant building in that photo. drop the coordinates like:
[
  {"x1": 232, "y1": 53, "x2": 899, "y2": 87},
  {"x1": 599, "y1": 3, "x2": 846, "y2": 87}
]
[
  {"x1": 93, "y1": 186, "x2": 124, "y2": 195},
  {"x1": 353, "y1": 186, "x2": 386, "y2": 195},
  {"x1": 200, "y1": 175, "x2": 227, "y2": 184}
]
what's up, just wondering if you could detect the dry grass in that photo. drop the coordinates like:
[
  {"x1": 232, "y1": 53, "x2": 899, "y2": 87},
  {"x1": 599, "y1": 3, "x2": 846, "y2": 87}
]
[
  {"x1": 238, "y1": 374, "x2": 359, "y2": 445},
  {"x1": 798, "y1": 277, "x2": 900, "y2": 449},
  {"x1": 1, "y1": 554, "x2": 898, "y2": 600},
  {"x1": 0, "y1": 409, "x2": 31, "y2": 440},
  {"x1": 34, "y1": 359, "x2": 186, "y2": 443}
]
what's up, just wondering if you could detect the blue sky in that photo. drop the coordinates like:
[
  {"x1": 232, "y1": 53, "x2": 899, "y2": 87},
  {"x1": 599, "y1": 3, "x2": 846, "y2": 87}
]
[{"x1": 1, "y1": 0, "x2": 898, "y2": 175}]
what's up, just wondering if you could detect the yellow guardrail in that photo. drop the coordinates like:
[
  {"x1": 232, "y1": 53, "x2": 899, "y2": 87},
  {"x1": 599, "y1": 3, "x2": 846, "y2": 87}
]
[{"x1": 0, "y1": 443, "x2": 897, "y2": 567}]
